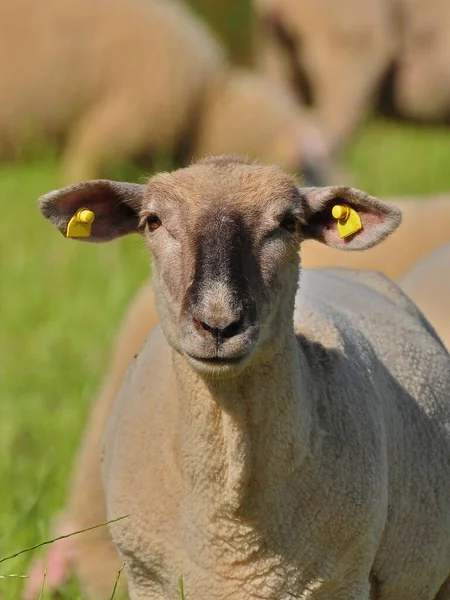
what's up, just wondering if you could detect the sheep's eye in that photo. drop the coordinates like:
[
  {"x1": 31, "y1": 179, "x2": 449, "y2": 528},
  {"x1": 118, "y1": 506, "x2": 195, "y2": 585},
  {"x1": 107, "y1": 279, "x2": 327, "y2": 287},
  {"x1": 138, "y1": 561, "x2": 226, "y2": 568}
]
[
  {"x1": 279, "y1": 213, "x2": 298, "y2": 233},
  {"x1": 146, "y1": 215, "x2": 161, "y2": 231}
]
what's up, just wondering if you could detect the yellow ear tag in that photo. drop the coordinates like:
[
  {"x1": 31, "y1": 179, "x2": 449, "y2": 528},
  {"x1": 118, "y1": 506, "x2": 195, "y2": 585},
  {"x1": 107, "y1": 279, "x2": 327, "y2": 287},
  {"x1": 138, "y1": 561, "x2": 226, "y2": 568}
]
[
  {"x1": 332, "y1": 204, "x2": 363, "y2": 239},
  {"x1": 66, "y1": 208, "x2": 95, "y2": 238}
]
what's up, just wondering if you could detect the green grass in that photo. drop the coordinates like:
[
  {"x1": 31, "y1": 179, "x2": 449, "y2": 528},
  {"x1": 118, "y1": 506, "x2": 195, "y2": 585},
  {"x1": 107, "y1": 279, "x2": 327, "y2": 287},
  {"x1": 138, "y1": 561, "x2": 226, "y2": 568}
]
[{"x1": 1, "y1": 0, "x2": 450, "y2": 597}]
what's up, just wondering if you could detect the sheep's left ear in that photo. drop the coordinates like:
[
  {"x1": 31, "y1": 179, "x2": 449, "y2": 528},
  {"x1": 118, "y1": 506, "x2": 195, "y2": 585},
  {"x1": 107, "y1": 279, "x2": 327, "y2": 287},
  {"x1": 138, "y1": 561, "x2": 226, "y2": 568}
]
[
  {"x1": 39, "y1": 179, "x2": 145, "y2": 242},
  {"x1": 299, "y1": 186, "x2": 402, "y2": 250}
]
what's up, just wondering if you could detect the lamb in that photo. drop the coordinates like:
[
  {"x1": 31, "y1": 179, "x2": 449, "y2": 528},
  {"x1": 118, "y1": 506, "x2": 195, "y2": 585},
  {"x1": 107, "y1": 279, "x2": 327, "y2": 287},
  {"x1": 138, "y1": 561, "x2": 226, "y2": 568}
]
[
  {"x1": 24, "y1": 191, "x2": 450, "y2": 598},
  {"x1": 0, "y1": 0, "x2": 336, "y2": 185},
  {"x1": 399, "y1": 243, "x2": 450, "y2": 349},
  {"x1": 253, "y1": 0, "x2": 396, "y2": 148},
  {"x1": 35, "y1": 156, "x2": 450, "y2": 600}
]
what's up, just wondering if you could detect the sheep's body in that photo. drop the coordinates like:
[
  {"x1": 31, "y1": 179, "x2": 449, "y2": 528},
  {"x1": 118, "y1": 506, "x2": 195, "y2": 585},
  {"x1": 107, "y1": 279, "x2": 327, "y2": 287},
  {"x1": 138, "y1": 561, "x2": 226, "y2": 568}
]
[
  {"x1": 399, "y1": 243, "x2": 450, "y2": 350},
  {"x1": 102, "y1": 268, "x2": 450, "y2": 599},
  {"x1": 0, "y1": 0, "x2": 224, "y2": 182},
  {"x1": 253, "y1": 0, "x2": 396, "y2": 147}
]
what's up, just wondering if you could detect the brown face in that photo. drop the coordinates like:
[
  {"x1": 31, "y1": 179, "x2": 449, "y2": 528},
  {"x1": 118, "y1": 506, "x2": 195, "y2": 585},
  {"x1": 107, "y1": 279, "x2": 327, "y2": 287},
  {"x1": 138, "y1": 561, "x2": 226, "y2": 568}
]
[
  {"x1": 140, "y1": 159, "x2": 304, "y2": 376},
  {"x1": 39, "y1": 155, "x2": 402, "y2": 380}
]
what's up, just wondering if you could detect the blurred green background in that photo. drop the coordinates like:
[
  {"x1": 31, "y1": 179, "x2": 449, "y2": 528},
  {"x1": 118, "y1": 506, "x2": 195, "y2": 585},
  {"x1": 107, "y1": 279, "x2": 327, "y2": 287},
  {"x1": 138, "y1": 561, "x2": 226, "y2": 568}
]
[{"x1": 0, "y1": 1, "x2": 449, "y2": 597}]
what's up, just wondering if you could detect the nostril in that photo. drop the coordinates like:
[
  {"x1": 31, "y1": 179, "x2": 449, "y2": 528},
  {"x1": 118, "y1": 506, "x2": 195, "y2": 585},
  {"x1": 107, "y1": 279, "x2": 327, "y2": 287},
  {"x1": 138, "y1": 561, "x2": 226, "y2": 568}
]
[
  {"x1": 221, "y1": 318, "x2": 244, "y2": 339},
  {"x1": 193, "y1": 317, "x2": 246, "y2": 342}
]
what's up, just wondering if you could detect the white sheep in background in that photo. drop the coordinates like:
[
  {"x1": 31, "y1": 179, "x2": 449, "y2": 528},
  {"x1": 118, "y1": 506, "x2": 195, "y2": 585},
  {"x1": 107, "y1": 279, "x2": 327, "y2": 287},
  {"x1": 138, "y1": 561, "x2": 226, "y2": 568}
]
[
  {"x1": 35, "y1": 156, "x2": 450, "y2": 600},
  {"x1": 193, "y1": 68, "x2": 343, "y2": 187},
  {"x1": 252, "y1": 0, "x2": 396, "y2": 149},
  {"x1": 0, "y1": 0, "x2": 337, "y2": 185},
  {"x1": 399, "y1": 243, "x2": 450, "y2": 350},
  {"x1": 0, "y1": 0, "x2": 222, "y2": 181}
]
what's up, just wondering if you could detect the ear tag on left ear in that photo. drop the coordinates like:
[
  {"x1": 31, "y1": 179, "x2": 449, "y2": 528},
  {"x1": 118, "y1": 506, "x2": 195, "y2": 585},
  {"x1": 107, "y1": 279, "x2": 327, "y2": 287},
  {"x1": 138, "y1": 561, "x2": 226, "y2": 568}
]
[
  {"x1": 332, "y1": 204, "x2": 363, "y2": 239},
  {"x1": 66, "y1": 208, "x2": 95, "y2": 238}
]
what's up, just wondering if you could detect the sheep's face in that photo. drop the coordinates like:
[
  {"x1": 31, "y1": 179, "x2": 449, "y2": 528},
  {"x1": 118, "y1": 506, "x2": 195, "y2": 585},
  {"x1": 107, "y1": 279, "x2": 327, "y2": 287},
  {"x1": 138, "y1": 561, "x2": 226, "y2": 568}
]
[
  {"x1": 142, "y1": 159, "x2": 304, "y2": 376},
  {"x1": 39, "y1": 155, "x2": 402, "y2": 379}
]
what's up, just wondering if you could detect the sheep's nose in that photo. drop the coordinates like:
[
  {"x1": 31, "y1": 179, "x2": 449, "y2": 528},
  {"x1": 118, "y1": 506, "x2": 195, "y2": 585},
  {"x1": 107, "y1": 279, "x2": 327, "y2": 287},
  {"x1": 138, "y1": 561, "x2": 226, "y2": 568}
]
[{"x1": 193, "y1": 316, "x2": 246, "y2": 343}]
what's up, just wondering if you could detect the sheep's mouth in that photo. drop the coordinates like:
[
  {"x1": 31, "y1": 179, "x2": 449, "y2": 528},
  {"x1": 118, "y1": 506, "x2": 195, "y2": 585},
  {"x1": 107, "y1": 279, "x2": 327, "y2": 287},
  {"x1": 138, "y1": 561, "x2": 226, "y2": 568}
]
[{"x1": 187, "y1": 354, "x2": 247, "y2": 366}]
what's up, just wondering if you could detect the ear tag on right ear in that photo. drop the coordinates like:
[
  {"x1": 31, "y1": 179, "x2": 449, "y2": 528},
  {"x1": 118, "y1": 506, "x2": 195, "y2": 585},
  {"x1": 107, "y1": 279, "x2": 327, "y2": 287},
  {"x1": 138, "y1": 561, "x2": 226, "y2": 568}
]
[
  {"x1": 66, "y1": 208, "x2": 95, "y2": 238},
  {"x1": 332, "y1": 204, "x2": 362, "y2": 239}
]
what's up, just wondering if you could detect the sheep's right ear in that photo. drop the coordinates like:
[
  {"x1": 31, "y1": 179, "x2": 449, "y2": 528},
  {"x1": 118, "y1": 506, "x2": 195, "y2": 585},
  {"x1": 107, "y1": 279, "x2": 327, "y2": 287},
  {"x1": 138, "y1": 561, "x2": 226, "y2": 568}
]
[{"x1": 39, "y1": 179, "x2": 145, "y2": 242}]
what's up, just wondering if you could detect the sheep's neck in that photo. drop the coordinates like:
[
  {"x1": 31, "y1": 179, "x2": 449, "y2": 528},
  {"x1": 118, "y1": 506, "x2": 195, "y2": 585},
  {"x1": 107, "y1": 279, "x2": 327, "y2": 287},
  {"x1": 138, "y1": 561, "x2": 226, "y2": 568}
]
[{"x1": 171, "y1": 333, "x2": 312, "y2": 518}]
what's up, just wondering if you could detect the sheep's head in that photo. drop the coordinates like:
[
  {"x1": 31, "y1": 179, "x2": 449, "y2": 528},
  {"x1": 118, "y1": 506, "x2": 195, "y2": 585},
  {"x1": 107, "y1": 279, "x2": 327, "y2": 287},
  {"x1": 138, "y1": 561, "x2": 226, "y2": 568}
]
[{"x1": 39, "y1": 156, "x2": 401, "y2": 378}]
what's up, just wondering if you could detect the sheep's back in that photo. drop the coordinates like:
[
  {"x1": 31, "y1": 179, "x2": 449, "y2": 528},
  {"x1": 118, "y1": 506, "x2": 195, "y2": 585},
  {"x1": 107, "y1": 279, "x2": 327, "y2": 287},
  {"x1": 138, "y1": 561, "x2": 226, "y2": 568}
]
[{"x1": 295, "y1": 267, "x2": 450, "y2": 592}]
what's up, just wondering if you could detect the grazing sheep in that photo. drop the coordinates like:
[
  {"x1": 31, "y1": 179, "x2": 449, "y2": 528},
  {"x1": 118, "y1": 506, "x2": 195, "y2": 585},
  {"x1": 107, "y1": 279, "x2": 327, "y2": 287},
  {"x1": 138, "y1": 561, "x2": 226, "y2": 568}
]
[
  {"x1": 253, "y1": 0, "x2": 396, "y2": 148},
  {"x1": 0, "y1": 0, "x2": 337, "y2": 184},
  {"x1": 36, "y1": 156, "x2": 450, "y2": 600},
  {"x1": 24, "y1": 192, "x2": 450, "y2": 598},
  {"x1": 399, "y1": 244, "x2": 450, "y2": 349},
  {"x1": 391, "y1": 0, "x2": 450, "y2": 121}
]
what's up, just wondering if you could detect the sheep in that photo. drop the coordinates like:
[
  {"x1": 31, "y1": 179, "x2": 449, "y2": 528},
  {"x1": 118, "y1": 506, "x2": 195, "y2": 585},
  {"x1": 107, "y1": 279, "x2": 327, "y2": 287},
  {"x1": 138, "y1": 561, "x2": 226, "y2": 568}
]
[
  {"x1": 24, "y1": 191, "x2": 450, "y2": 598},
  {"x1": 193, "y1": 69, "x2": 344, "y2": 187},
  {"x1": 0, "y1": 0, "x2": 338, "y2": 185},
  {"x1": 35, "y1": 155, "x2": 450, "y2": 600},
  {"x1": 253, "y1": 0, "x2": 397, "y2": 148},
  {"x1": 390, "y1": 0, "x2": 450, "y2": 122},
  {"x1": 0, "y1": 0, "x2": 223, "y2": 181},
  {"x1": 399, "y1": 243, "x2": 450, "y2": 349}
]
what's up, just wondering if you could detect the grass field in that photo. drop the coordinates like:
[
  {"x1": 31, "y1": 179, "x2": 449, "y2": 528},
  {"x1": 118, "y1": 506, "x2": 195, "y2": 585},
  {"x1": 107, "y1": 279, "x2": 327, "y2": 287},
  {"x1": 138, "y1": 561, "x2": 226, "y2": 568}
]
[{"x1": 1, "y1": 2, "x2": 450, "y2": 598}]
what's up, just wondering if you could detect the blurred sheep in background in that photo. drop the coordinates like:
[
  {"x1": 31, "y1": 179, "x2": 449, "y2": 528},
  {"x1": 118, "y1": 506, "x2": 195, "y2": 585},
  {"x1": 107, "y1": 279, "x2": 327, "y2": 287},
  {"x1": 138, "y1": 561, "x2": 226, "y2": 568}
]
[
  {"x1": 253, "y1": 0, "x2": 450, "y2": 147},
  {"x1": 390, "y1": 0, "x2": 450, "y2": 122},
  {"x1": 0, "y1": 0, "x2": 341, "y2": 185},
  {"x1": 253, "y1": 0, "x2": 397, "y2": 149}
]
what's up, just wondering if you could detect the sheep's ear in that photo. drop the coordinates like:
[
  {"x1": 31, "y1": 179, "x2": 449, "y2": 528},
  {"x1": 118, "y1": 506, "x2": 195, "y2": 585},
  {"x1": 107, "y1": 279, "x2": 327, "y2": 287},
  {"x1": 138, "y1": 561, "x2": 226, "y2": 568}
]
[
  {"x1": 39, "y1": 180, "x2": 145, "y2": 242},
  {"x1": 299, "y1": 186, "x2": 402, "y2": 250}
]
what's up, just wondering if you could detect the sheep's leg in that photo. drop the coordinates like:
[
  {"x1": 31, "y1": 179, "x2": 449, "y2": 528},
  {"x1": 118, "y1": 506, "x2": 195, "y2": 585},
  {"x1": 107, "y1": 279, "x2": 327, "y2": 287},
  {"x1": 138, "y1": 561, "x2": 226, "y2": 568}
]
[
  {"x1": 60, "y1": 96, "x2": 153, "y2": 184},
  {"x1": 23, "y1": 283, "x2": 158, "y2": 600}
]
